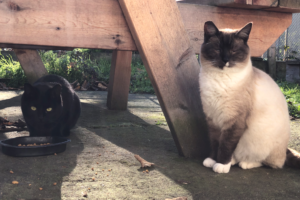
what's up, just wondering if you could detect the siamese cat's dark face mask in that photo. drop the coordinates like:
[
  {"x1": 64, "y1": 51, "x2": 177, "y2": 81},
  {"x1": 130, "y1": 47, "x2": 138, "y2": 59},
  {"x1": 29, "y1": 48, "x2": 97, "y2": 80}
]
[{"x1": 201, "y1": 21, "x2": 252, "y2": 69}]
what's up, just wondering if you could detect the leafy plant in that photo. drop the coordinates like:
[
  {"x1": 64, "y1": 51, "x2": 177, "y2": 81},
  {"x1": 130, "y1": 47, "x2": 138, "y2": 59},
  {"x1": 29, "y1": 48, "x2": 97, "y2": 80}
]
[
  {"x1": 277, "y1": 80, "x2": 300, "y2": 118},
  {"x1": 0, "y1": 53, "x2": 27, "y2": 88},
  {"x1": 130, "y1": 61, "x2": 154, "y2": 94}
]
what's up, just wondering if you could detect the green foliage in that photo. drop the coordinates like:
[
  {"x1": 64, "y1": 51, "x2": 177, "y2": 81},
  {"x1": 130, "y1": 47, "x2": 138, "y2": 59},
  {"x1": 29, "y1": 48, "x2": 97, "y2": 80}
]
[
  {"x1": 277, "y1": 81, "x2": 300, "y2": 118},
  {"x1": 39, "y1": 49, "x2": 111, "y2": 84},
  {"x1": 0, "y1": 49, "x2": 155, "y2": 94},
  {"x1": 0, "y1": 53, "x2": 27, "y2": 88},
  {"x1": 130, "y1": 61, "x2": 154, "y2": 94}
]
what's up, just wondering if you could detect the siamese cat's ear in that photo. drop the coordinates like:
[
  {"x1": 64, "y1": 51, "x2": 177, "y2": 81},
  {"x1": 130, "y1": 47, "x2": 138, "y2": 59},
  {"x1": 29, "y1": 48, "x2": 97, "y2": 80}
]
[
  {"x1": 237, "y1": 22, "x2": 252, "y2": 43},
  {"x1": 204, "y1": 21, "x2": 219, "y2": 42}
]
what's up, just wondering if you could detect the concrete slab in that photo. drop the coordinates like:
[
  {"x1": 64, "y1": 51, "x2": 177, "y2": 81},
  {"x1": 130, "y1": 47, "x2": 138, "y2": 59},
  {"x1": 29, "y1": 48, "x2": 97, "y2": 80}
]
[{"x1": 0, "y1": 91, "x2": 300, "y2": 200}]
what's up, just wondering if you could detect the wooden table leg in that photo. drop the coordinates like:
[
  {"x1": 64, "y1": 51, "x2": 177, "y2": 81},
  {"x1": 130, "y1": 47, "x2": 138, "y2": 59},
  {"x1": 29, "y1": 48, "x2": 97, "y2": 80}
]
[
  {"x1": 119, "y1": 0, "x2": 209, "y2": 158},
  {"x1": 107, "y1": 50, "x2": 132, "y2": 110},
  {"x1": 14, "y1": 49, "x2": 48, "y2": 84}
]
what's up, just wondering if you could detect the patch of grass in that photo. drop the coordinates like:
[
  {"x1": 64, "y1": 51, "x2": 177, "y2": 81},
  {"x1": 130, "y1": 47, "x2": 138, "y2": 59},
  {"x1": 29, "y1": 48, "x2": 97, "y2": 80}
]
[{"x1": 277, "y1": 81, "x2": 300, "y2": 118}]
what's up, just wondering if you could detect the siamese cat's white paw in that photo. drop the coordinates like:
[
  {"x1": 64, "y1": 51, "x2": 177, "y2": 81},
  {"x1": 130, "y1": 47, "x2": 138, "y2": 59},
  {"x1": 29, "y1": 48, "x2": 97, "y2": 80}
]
[
  {"x1": 239, "y1": 161, "x2": 262, "y2": 169},
  {"x1": 212, "y1": 163, "x2": 231, "y2": 173},
  {"x1": 203, "y1": 158, "x2": 216, "y2": 168}
]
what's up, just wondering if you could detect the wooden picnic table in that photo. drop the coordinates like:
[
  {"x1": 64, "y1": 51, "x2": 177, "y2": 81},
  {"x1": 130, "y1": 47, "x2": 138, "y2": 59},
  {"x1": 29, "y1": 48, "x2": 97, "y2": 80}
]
[{"x1": 0, "y1": 0, "x2": 299, "y2": 158}]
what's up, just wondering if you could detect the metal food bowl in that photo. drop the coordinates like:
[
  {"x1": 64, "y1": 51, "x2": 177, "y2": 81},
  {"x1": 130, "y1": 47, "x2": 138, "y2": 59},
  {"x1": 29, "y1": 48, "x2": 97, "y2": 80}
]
[{"x1": 0, "y1": 136, "x2": 71, "y2": 157}]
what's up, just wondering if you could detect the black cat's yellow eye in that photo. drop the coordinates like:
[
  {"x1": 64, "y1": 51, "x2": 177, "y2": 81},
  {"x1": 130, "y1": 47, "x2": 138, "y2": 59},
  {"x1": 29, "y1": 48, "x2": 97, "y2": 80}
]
[
  {"x1": 46, "y1": 108, "x2": 52, "y2": 112},
  {"x1": 31, "y1": 106, "x2": 36, "y2": 111}
]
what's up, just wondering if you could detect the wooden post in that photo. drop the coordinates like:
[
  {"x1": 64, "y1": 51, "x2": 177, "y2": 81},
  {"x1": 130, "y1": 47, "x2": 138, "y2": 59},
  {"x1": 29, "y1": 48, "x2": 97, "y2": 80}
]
[
  {"x1": 118, "y1": 0, "x2": 209, "y2": 158},
  {"x1": 107, "y1": 50, "x2": 132, "y2": 110},
  {"x1": 268, "y1": 43, "x2": 276, "y2": 79},
  {"x1": 14, "y1": 49, "x2": 48, "y2": 84}
]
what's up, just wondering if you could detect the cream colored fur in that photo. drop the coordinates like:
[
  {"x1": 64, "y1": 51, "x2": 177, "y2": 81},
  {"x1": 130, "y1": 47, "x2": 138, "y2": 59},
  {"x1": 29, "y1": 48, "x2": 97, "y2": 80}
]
[{"x1": 199, "y1": 55, "x2": 290, "y2": 172}]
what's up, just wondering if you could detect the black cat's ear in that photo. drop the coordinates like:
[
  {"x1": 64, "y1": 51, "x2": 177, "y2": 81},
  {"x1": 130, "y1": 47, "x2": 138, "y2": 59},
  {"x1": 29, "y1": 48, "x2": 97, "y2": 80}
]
[
  {"x1": 237, "y1": 22, "x2": 252, "y2": 43},
  {"x1": 204, "y1": 21, "x2": 219, "y2": 43},
  {"x1": 24, "y1": 83, "x2": 37, "y2": 96},
  {"x1": 51, "y1": 84, "x2": 62, "y2": 97}
]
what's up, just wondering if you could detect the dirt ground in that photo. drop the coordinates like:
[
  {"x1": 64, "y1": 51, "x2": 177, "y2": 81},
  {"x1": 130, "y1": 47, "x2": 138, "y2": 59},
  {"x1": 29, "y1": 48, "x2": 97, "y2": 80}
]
[{"x1": 0, "y1": 91, "x2": 300, "y2": 200}]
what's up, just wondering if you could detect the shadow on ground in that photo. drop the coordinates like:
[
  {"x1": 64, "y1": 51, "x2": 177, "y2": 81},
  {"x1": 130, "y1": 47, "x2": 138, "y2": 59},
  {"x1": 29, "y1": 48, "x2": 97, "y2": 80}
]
[{"x1": 0, "y1": 91, "x2": 300, "y2": 199}]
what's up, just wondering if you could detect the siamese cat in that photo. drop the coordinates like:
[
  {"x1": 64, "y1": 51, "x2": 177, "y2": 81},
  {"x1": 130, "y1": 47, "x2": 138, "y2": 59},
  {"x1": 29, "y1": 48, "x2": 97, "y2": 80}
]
[{"x1": 199, "y1": 21, "x2": 300, "y2": 173}]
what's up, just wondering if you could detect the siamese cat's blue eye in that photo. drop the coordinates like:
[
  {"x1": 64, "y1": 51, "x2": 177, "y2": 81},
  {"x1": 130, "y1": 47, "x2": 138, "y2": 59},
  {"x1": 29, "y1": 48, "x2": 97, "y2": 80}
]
[{"x1": 31, "y1": 106, "x2": 36, "y2": 111}]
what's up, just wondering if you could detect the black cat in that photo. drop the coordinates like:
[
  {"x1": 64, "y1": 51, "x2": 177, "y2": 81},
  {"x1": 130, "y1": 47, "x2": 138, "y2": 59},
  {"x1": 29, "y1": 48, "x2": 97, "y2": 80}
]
[{"x1": 21, "y1": 75, "x2": 81, "y2": 137}]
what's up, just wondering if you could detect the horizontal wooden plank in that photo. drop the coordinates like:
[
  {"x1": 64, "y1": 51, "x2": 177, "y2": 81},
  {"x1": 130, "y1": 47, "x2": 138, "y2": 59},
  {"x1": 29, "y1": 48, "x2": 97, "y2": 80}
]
[
  {"x1": 178, "y1": 3, "x2": 292, "y2": 57},
  {"x1": 0, "y1": 43, "x2": 74, "y2": 51},
  {"x1": 0, "y1": 0, "x2": 293, "y2": 57},
  {"x1": 0, "y1": 0, "x2": 136, "y2": 50}
]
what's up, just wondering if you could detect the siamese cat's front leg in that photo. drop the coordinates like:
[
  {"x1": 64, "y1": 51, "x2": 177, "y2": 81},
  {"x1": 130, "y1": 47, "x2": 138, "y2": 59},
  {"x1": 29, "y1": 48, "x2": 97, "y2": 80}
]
[
  {"x1": 213, "y1": 121, "x2": 246, "y2": 173},
  {"x1": 203, "y1": 123, "x2": 219, "y2": 168}
]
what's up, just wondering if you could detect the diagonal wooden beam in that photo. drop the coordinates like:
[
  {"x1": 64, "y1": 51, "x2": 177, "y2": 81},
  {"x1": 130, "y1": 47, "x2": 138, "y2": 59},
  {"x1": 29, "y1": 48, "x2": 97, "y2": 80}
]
[
  {"x1": 14, "y1": 49, "x2": 48, "y2": 84},
  {"x1": 118, "y1": 0, "x2": 210, "y2": 158}
]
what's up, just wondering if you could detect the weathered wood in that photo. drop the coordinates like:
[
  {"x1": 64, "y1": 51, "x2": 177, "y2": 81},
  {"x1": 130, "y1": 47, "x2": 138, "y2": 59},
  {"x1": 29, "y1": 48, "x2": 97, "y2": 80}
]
[
  {"x1": 268, "y1": 43, "x2": 276, "y2": 79},
  {"x1": 177, "y1": 0, "x2": 300, "y2": 12},
  {"x1": 0, "y1": 0, "x2": 293, "y2": 57},
  {"x1": 0, "y1": 0, "x2": 136, "y2": 51},
  {"x1": 0, "y1": 44, "x2": 74, "y2": 51},
  {"x1": 107, "y1": 50, "x2": 132, "y2": 110},
  {"x1": 14, "y1": 49, "x2": 48, "y2": 84},
  {"x1": 178, "y1": 3, "x2": 292, "y2": 57},
  {"x1": 119, "y1": 0, "x2": 209, "y2": 158}
]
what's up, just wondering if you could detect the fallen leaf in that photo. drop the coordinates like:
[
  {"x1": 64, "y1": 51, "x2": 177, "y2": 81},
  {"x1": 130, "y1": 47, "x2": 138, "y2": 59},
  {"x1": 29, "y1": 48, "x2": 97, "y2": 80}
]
[
  {"x1": 53, "y1": 182, "x2": 57, "y2": 186},
  {"x1": 10, "y1": 170, "x2": 13, "y2": 174},
  {"x1": 134, "y1": 154, "x2": 154, "y2": 168},
  {"x1": 290, "y1": 116, "x2": 295, "y2": 120},
  {"x1": 97, "y1": 83, "x2": 107, "y2": 90},
  {"x1": 74, "y1": 85, "x2": 81, "y2": 91},
  {"x1": 12, "y1": 181, "x2": 19, "y2": 184},
  {"x1": 81, "y1": 80, "x2": 89, "y2": 91},
  {"x1": 39, "y1": 187, "x2": 43, "y2": 191}
]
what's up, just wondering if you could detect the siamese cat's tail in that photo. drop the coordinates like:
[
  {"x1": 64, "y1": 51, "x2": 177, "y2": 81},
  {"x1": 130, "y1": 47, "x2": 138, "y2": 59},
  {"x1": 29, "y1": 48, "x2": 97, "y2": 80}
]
[{"x1": 285, "y1": 148, "x2": 300, "y2": 168}]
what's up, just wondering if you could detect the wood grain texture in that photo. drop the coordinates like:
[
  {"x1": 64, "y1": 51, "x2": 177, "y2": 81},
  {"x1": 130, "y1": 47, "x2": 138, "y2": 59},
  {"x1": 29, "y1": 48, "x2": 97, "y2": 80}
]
[
  {"x1": 0, "y1": 0, "x2": 136, "y2": 50},
  {"x1": 14, "y1": 49, "x2": 48, "y2": 84},
  {"x1": 119, "y1": 0, "x2": 209, "y2": 158},
  {"x1": 107, "y1": 50, "x2": 132, "y2": 110},
  {"x1": 0, "y1": 0, "x2": 293, "y2": 57},
  {"x1": 178, "y1": 3, "x2": 292, "y2": 57},
  {"x1": 178, "y1": 0, "x2": 300, "y2": 12}
]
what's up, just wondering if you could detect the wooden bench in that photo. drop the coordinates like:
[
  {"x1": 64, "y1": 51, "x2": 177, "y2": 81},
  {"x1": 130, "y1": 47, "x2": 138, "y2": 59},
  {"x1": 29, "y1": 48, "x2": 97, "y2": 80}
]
[{"x1": 0, "y1": 0, "x2": 298, "y2": 158}]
